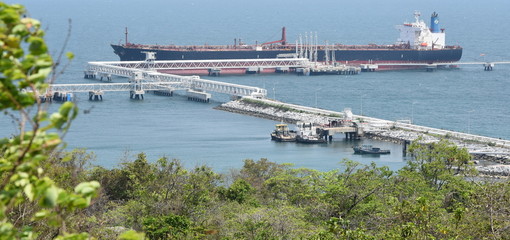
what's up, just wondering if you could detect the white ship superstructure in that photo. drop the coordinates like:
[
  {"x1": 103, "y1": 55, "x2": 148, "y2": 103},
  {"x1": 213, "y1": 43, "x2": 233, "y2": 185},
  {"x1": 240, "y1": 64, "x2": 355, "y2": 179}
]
[{"x1": 396, "y1": 11, "x2": 446, "y2": 50}]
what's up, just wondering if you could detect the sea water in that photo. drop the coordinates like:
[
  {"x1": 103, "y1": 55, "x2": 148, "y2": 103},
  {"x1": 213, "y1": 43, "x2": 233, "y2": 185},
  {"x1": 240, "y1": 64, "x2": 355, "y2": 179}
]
[{"x1": 3, "y1": 0, "x2": 510, "y2": 172}]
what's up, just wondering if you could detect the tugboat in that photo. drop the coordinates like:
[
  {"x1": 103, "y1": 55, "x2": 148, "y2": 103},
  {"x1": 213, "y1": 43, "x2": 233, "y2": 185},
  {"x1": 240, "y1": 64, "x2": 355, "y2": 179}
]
[
  {"x1": 270, "y1": 124, "x2": 297, "y2": 142},
  {"x1": 353, "y1": 145, "x2": 390, "y2": 154},
  {"x1": 295, "y1": 122, "x2": 327, "y2": 144}
]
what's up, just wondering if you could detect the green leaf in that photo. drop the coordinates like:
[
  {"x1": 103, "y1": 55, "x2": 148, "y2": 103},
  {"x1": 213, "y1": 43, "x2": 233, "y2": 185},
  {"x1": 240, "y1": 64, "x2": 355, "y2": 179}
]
[
  {"x1": 50, "y1": 112, "x2": 64, "y2": 128},
  {"x1": 33, "y1": 210, "x2": 50, "y2": 220},
  {"x1": 59, "y1": 101, "x2": 74, "y2": 117},
  {"x1": 20, "y1": 17, "x2": 41, "y2": 29},
  {"x1": 27, "y1": 36, "x2": 47, "y2": 55},
  {"x1": 12, "y1": 23, "x2": 28, "y2": 35},
  {"x1": 42, "y1": 185, "x2": 59, "y2": 207},
  {"x1": 118, "y1": 230, "x2": 145, "y2": 240},
  {"x1": 0, "y1": 8, "x2": 21, "y2": 23},
  {"x1": 66, "y1": 51, "x2": 74, "y2": 60},
  {"x1": 54, "y1": 232, "x2": 90, "y2": 240},
  {"x1": 74, "y1": 181, "x2": 100, "y2": 196},
  {"x1": 72, "y1": 198, "x2": 89, "y2": 208}
]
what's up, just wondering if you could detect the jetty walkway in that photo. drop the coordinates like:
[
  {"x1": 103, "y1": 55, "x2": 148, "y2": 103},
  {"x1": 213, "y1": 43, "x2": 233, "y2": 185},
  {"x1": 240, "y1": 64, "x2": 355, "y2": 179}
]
[
  {"x1": 87, "y1": 58, "x2": 311, "y2": 72},
  {"x1": 42, "y1": 62, "x2": 269, "y2": 102}
]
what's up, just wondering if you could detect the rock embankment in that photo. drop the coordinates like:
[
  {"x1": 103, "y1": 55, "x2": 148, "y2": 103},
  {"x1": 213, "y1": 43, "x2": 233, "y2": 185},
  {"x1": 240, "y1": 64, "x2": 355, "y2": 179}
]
[
  {"x1": 215, "y1": 100, "x2": 331, "y2": 124},
  {"x1": 476, "y1": 165, "x2": 510, "y2": 177}
]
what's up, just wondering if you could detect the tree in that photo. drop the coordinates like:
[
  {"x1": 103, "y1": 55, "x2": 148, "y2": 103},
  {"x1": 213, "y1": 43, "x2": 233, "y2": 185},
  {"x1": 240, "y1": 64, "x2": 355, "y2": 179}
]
[
  {"x1": 461, "y1": 181, "x2": 510, "y2": 239},
  {"x1": 239, "y1": 158, "x2": 288, "y2": 197},
  {"x1": 405, "y1": 138, "x2": 475, "y2": 191},
  {"x1": 0, "y1": 3, "x2": 101, "y2": 239},
  {"x1": 220, "y1": 178, "x2": 254, "y2": 204}
]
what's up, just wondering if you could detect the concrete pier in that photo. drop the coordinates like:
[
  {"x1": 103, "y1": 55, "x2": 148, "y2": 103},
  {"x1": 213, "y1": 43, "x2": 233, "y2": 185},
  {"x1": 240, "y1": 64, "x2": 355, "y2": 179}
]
[{"x1": 186, "y1": 89, "x2": 211, "y2": 103}]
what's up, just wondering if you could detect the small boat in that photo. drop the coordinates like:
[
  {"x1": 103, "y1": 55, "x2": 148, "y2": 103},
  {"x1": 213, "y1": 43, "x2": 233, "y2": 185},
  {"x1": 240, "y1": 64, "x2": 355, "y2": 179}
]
[
  {"x1": 270, "y1": 124, "x2": 297, "y2": 142},
  {"x1": 353, "y1": 145, "x2": 390, "y2": 154},
  {"x1": 294, "y1": 122, "x2": 327, "y2": 144},
  {"x1": 296, "y1": 135, "x2": 327, "y2": 144}
]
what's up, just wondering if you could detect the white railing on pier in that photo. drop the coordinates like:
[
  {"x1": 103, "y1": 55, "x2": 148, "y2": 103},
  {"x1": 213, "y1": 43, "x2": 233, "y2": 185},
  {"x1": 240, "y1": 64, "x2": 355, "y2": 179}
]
[
  {"x1": 46, "y1": 82, "x2": 179, "y2": 93},
  {"x1": 88, "y1": 58, "x2": 311, "y2": 70},
  {"x1": 85, "y1": 61, "x2": 267, "y2": 97}
]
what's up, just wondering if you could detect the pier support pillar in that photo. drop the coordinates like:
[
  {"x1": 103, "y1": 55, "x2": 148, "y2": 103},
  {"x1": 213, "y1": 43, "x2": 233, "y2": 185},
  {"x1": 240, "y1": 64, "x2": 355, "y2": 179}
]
[
  {"x1": 100, "y1": 73, "x2": 112, "y2": 81},
  {"x1": 129, "y1": 72, "x2": 145, "y2": 100},
  {"x1": 89, "y1": 91, "x2": 103, "y2": 101},
  {"x1": 130, "y1": 91, "x2": 144, "y2": 100},
  {"x1": 53, "y1": 92, "x2": 70, "y2": 102},
  {"x1": 484, "y1": 63, "x2": 494, "y2": 71},
  {"x1": 208, "y1": 68, "x2": 221, "y2": 76},
  {"x1": 402, "y1": 140, "x2": 411, "y2": 157},
  {"x1": 426, "y1": 64, "x2": 437, "y2": 72},
  {"x1": 84, "y1": 70, "x2": 97, "y2": 79},
  {"x1": 39, "y1": 94, "x2": 53, "y2": 103},
  {"x1": 153, "y1": 89, "x2": 173, "y2": 96}
]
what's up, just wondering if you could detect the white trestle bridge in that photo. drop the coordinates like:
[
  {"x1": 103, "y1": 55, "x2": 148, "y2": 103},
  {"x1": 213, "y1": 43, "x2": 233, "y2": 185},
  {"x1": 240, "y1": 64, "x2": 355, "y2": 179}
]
[
  {"x1": 41, "y1": 57, "x2": 301, "y2": 102},
  {"x1": 87, "y1": 57, "x2": 311, "y2": 71}
]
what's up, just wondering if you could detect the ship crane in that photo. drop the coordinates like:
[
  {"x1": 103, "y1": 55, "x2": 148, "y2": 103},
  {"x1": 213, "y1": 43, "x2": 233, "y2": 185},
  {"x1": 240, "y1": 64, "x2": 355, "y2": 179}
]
[{"x1": 261, "y1": 27, "x2": 287, "y2": 45}]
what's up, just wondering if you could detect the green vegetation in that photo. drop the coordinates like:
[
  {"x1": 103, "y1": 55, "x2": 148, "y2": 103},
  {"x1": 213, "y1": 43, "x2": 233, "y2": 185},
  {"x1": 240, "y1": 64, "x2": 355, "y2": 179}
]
[
  {"x1": 18, "y1": 145, "x2": 506, "y2": 239},
  {"x1": 0, "y1": 3, "x2": 102, "y2": 239}
]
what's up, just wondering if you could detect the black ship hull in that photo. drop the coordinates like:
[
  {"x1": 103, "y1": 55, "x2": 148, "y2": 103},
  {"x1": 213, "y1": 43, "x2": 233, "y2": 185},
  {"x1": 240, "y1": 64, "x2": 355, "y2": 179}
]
[{"x1": 111, "y1": 44, "x2": 462, "y2": 65}]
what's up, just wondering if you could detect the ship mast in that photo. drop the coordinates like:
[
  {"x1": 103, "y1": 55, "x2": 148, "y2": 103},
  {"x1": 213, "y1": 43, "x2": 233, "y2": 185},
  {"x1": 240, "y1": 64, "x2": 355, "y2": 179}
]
[{"x1": 125, "y1": 27, "x2": 129, "y2": 45}]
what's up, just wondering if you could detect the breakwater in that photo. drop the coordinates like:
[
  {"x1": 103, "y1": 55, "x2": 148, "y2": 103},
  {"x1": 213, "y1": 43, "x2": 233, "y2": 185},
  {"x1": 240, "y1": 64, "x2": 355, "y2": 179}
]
[{"x1": 216, "y1": 97, "x2": 510, "y2": 176}]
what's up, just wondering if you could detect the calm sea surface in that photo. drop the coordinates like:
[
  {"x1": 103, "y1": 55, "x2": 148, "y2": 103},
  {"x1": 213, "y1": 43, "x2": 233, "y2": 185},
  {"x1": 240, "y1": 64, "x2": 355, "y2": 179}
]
[{"x1": 4, "y1": 0, "x2": 510, "y2": 171}]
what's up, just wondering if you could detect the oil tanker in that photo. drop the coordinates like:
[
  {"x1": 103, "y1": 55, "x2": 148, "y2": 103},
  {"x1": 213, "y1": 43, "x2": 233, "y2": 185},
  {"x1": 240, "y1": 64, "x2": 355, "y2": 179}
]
[{"x1": 111, "y1": 12, "x2": 462, "y2": 70}]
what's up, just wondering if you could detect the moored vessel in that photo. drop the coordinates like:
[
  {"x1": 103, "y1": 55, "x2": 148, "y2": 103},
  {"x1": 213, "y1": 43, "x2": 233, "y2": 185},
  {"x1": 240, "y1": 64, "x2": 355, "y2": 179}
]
[
  {"x1": 270, "y1": 123, "x2": 297, "y2": 142},
  {"x1": 111, "y1": 11, "x2": 462, "y2": 70},
  {"x1": 295, "y1": 122, "x2": 327, "y2": 144},
  {"x1": 353, "y1": 145, "x2": 391, "y2": 154}
]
